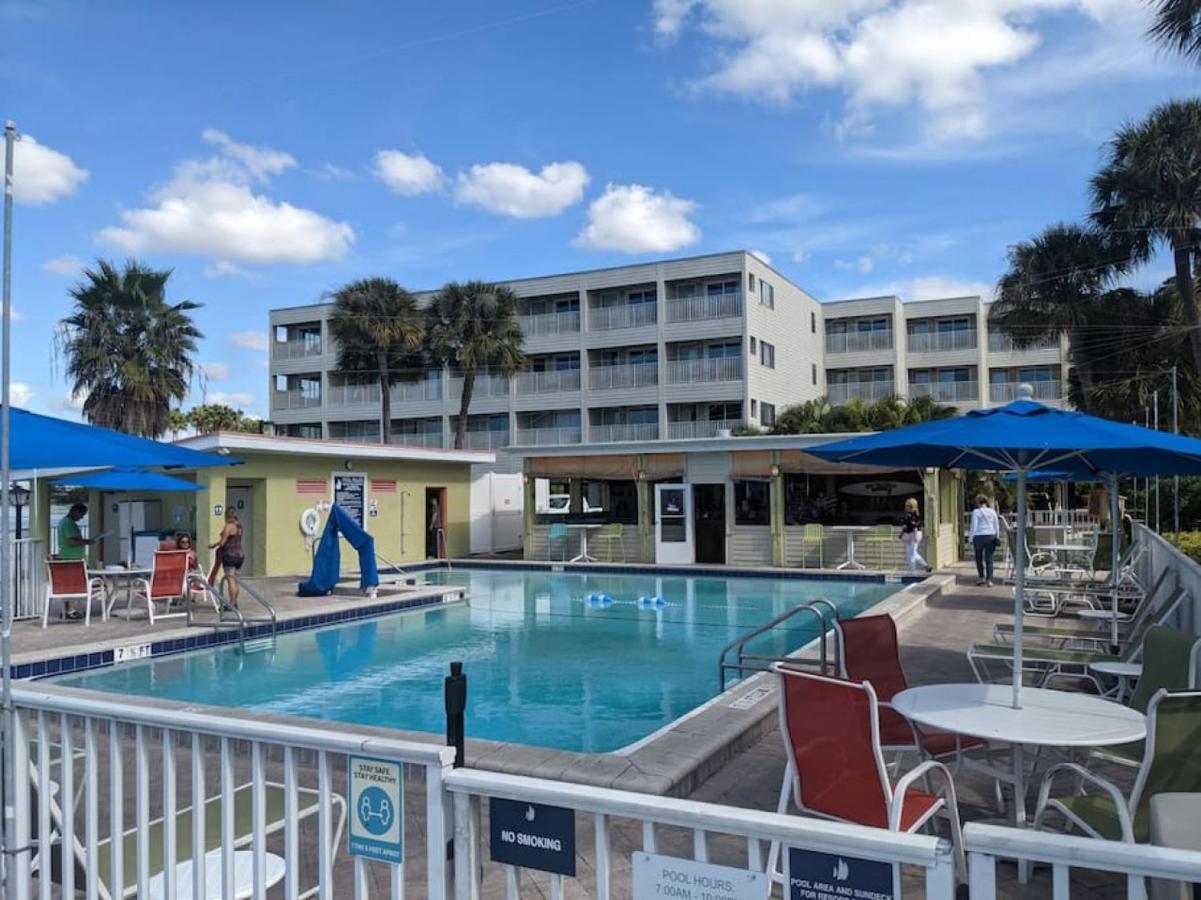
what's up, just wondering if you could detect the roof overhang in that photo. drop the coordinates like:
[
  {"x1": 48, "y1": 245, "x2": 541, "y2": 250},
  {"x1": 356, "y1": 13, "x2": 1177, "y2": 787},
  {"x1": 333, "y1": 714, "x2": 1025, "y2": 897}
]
[
  {"x1": 502, "y1": 433, "x2": 870, "y2": 459},
  {"x1": 177, "y1": 432, "x2": 494, "y2": 465}
]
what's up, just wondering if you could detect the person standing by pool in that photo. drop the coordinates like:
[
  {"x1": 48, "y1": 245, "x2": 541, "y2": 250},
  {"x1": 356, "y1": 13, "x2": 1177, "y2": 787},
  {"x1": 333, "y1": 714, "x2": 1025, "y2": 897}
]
[
  {"x1": 899, "y1": 497, "x2": 931, "y2": 572},
  {"x1": 209, "y1": 509, "x2": 244, "y2": 607},
  {"x1": 968, "y1": 494, "x2": 1001, "y2": 587},
  {"x1": 55, "y1": 503, "x2": 95, "y2": 619}
]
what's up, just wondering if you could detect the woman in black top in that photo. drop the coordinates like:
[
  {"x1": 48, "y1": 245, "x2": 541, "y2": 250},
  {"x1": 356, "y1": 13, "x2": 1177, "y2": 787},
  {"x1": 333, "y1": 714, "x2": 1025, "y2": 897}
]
[{"x1": 900, "y1": 497, "x2": 931, "y2": 572}]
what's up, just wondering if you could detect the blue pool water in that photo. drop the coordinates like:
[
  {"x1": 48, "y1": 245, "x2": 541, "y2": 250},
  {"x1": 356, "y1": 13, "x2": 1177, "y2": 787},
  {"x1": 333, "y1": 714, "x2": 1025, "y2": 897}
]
[{"x1": 52, "y1": 566, "x2": 901, "y2": 753}]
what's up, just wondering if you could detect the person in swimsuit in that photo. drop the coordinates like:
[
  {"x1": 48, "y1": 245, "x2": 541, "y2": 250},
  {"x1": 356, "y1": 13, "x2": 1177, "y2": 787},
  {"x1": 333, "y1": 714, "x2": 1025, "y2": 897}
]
[{"x1": 209, "y1": 509, "x2": 244, "y2": 607}]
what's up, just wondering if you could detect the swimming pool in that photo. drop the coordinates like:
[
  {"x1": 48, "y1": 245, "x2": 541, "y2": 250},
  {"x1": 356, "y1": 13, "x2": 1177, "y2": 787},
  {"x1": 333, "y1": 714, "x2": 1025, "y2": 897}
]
[{"x1": 52, "y1": 566, "x2": 903, "y2": 753}]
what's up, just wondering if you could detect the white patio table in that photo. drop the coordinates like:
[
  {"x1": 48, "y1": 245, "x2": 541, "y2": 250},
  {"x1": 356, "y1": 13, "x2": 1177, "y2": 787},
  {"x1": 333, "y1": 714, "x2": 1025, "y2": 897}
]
[
  {"x1": 566, "y1": 523, "x2": 602, "y2": 563},
  {"x1": 829, "y1": 525, "x2": 871, "y2": 570},
  {"x1": 89, "y1": 566, "x2": 152, "y2": 619},
  {"x1": 147, "y1": 848, "x2": 286, "y2": 899}
]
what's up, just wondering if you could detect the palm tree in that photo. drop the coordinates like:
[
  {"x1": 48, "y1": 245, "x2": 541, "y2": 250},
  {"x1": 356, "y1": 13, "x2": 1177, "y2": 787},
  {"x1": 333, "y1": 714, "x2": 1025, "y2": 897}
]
[
  {"x1": 59, "y1": 259, "x2": 201, "y2": 437},
  {"x1": 989, "y1": 224, "x2": 1125, "y2": 412},
  {"x1": 1148, "y1": 0, "x2": 1201, "y2": 64},
  {"x1": 902, "y1": 394, "x2": 957, "y2": 425},
  {"x1": 426, "y1": 281, "x2": 526, "y2": 449},
  {"x1": 327, "y1": 278, "x2": 424, "y2": 444},
  {"x1": 1091, "y1": 99, "x2": 1201, "y2": 378},
  {"x1": 168, "y1": 408, "x2": 188, "y2": 440}
]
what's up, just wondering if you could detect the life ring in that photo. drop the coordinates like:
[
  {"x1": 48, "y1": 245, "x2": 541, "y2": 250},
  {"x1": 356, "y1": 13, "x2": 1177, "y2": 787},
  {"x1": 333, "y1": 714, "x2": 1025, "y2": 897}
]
[{"x1": 300, "y1": 508, "x2": 321, "y2": 551}]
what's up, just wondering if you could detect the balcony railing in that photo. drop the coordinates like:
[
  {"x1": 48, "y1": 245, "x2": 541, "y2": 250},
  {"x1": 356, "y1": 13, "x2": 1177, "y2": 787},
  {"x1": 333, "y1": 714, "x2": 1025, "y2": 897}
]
[
  {"x1": 391, "y1": 431, "x2": 445, "y2": 448},
  {"x1": 827, "y1": 381, "x2": 896, "y2": 404},
  {"x1": 665, "y1": 356, "x2": 744, "y2": 384},
  {"x1": 518, "y1": 310, "x2": 581, "y2": 337},
  {"x1": 514, "y1": 426, "x2": 583, "y2": 446},
  {"x1": 272, "y1": 338, "x2": 322, "y2": 360},
  {"x1": 448, "y1": 373, "x2": 510, "y2": 400},
  {"x1": 326, "y1": 382, "x2": 380, "y2": 405},
  {"x1": 990, "y1": 379, "x2": 1063, "y2": 403},
  {"x1": 987, "y1": 331, "x2": 1060, "y2": 353},
  {"x1": 588, "y1": 362, "x2": 658, "y2": 391},
  {"x1": 515, "y1": 369, "x2": 581, "y2": 394},
  {"x1": 907, "y1": 380, "x2": 979, "y2": 403},
  {"x1": 272, "y1": 389, "x2": 322, "y2": 410},
  {"x1": 907, "y1": 329, "x2": 978, "y2": 353},
  {"x1": 824, "y1": 330, "x2": 894, "y2": 354},
  {"x1": 667, "y1": 419, "x2": 742, "y2": 440},
  {"x1": 392, "y1": 378, "x2": 444, "y2": 403},
  {"x1": 665, "y1": 292, "x2": 743, "y2": 323},
  {"x1": 588, "y1": 303, "x2": 657, "y2": 331},
  {"x1": 589, "y1": 422, "x2": 660, "y2": 442},
  {"x1": 464, "y1": 429, "x2": 511, "y2": 450}
]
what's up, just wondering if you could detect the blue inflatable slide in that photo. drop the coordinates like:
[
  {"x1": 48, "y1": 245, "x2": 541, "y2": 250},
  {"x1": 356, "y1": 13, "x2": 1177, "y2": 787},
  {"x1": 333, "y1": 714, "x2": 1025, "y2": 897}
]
[{"x1": 298, "y1": 504, "x2": 380, "y2": 596}]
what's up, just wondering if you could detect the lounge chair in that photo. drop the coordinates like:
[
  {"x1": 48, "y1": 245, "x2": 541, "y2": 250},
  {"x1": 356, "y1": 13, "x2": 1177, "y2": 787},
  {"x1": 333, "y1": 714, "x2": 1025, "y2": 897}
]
[
  {"x1": 114, "y1": 550, "x2": 191, "y2": 624},
  {"x1": 42, "y1": 560, "x2": 106, "y2": 628},
  {"x1": 798, "y1": 523, "x2": 823, "y2": 568}
]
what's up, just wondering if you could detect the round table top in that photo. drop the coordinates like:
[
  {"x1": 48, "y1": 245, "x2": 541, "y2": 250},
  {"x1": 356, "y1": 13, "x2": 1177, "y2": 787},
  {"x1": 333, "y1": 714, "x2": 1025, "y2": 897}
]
[
  {"x1": 1089, "y1": 660, "x2": 1143, "y2": 678},
  {"x1": 1076, "y1": 609, "x2": 1132, "y2": 621},
  {"x1": 891, "y1": 683, "x2": 1145, "y2": 747},
  {"x1": 89, "y1": 567, "x2": 151, "y2": 576},
  {"x1": 147, "y1": 849, "x2": 285, "y2": 900},
  {"x1": 1037, "y1": 543, "x2": 1093, "y2": 552},
  {"x1": 829, "y1": 525, "x2": 872, "y2": 533},
  {"x1": 564, "y1": 523, "x2": 602, "y2": 530}
]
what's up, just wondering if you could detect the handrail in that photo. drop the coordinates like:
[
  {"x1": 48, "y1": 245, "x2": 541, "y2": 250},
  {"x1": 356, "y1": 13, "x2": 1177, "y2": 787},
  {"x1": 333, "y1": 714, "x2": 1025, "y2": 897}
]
[
  {"x1": 717, "y1": 599, "x2": 837, "y2": 690},
  {"x1": 227, "y1": 572, "x2": 278, "y2": 634},
  {"x1": 376, "y1": 551, "x2": 408, "y2": 579}
]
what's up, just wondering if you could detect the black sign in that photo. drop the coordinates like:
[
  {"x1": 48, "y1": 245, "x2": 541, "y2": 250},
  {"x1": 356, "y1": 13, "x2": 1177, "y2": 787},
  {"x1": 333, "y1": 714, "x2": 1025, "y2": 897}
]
[
  {"x1": 489, "y1": 798, "x2": 576, "y2": 876},
  {"x1": 333, "y1": 474, "x2": 366, "y2": 528},
  {"x1": 788, "y1": 848, "x2": 895, "y2": 900}
]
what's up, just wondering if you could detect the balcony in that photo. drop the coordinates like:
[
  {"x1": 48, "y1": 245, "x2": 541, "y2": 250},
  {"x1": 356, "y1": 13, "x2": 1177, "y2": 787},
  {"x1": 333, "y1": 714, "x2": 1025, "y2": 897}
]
[
  {"x1": 272, "y1": 338, "x2": 323, "y2": 360},
  {"x1": 518, "y1": 310, "x2": 581, "y2": 337},
  {"x1": 907, "y1": 330, "x2": 978, "y2": 353},
  {"x1": 665, "y1": 292, "x2": 743, "y2": 323},
  {"x1": 990, "y1": 380, "x2": 1063, "y2": 403},
  {"x1": 825, "y1": 330, "x2": 894, "y2": 354},
  {"x1": 827, "y1": 381, "x2": 896, "y2": 404},
  {"x1": 391, "y1": 379, "x2": 443, "y2": 403},
  {"x1": 589, "y1": 422, "x2": 660, "y2": 442},
  {"x1": 391, "y1": 431, "x2": 445, "y2": 449},
  {"x1": 908, "y1": 380, "x2": 979, "y2": 403},
  {"x1": 987, "y1": 331, "x2": 1060, "y2": 353},
  {"x1": 665, "y1": 356, "x2": 744, "y2": 384},
  {"x1": 327, "y1": 382, "x2": 380, "y2": 405},
  {"x1": 514, "y1": 426, "x2": 583, "y2": 446},
  {"x1": 464, "y1": 430, "x2": 512, "y2": 450},
  {"x1": 667, "y1": 419, "x2": 742, "y2": 440},
  {"x1": 515, "y1": 369, "x2": 581, "y2": 394},
  {"x1": 588, "y1": 303, "x2": 657, "y2": 331},
  {"x1": 588, "y1": 362, "x2": 658, "y2": 391},
  {"x1": 272, "y1": 390, "x2": 322, "y2": 410},
  {"x1": 448, "y1": 373, "x2": 510, "y2": 400}
]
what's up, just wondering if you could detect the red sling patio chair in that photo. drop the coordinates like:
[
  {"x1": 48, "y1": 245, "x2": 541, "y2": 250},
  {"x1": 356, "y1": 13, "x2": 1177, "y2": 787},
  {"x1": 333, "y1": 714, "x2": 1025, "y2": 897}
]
[
  {"x1": 42, "y1": 560, "x2": 106, "y2": 628},
  {"x1": 113, "y1": 550, "x2": 191, "y2": 625},
  {"x1": 767, "y1": 665, "x2": 966, "y2": 886}
]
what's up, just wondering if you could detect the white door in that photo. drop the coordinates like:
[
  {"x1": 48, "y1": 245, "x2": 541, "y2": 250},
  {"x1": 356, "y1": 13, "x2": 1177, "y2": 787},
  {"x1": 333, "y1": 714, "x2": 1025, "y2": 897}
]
[
  {"x1": 226, "y1": 487, "x2": 254, "y2": 574},
  {"x1": 654, "y1": 483, "x2": 693, "y2": 565}
]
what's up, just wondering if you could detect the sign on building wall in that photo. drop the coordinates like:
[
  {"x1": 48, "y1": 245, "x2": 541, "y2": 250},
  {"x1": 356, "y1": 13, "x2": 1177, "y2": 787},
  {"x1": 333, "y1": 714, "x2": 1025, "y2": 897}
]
[{"x1": 333, "y1": 473, "x2": 367, "y2": 528}]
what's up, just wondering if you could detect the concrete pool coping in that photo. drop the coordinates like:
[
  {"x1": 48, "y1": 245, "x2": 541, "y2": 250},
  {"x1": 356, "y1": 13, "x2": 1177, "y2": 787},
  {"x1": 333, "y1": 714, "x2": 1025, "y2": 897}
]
[{"x1": 19, "y1": 563, "x2": 950, "y2": 798}]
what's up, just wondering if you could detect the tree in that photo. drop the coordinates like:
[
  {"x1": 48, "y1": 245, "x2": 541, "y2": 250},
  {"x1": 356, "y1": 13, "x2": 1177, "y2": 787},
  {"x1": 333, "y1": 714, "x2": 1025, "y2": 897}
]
[
  {"x1": 187, "y1": 403, "x2": 262, "y2": 435},
  {"x1": 426, "y1": 281, "x2": 526, "y2": 449},
  {"x1": 1091, "y1": 99, "x2": 1201, "y2": 379},
  {"x1": 1148, "y1": 0, "x2": 1201, "y2": 65},
  {"x1": 327, "y1": 278, "x2": 424, "y2": 444},
  {"x1": 168, "y1": 408, "x2": 189, "y2": 440},
  {"x1": 770, "y1": 395, "x2": 954, "y2": 435},
  {"x1": 58, "y1": 259, "x2": 201, "y2": 438},
  {"x1": 903, "y1": 394, "x2": 958, "y2": 426}
]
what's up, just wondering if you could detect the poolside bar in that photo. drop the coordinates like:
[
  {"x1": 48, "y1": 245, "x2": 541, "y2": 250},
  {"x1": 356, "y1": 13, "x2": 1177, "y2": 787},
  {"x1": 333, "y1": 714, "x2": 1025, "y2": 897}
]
[{"x1": 509, "y1": 435, "x2": 965, "y2": 569}]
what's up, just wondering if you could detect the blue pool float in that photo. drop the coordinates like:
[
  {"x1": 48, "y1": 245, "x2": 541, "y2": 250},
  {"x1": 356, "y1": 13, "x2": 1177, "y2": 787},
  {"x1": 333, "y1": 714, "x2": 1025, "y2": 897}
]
[
  {"x1": 587, "y1": 593, "x2": 614, "y2": 607},
  {"x1": 639, "y1": 595, "x2": 666, "y2": 609}
]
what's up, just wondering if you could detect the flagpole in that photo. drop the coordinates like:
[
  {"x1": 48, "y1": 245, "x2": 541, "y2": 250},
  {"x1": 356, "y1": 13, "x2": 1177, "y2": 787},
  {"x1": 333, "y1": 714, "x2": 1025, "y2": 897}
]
[{"x1": 1, "y1": 120, "x2": 16, "y2": 900}]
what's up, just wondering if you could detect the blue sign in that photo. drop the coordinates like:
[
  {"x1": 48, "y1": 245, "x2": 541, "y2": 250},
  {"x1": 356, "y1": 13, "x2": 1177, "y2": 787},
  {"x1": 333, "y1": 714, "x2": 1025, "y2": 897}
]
[
  {"x1": 787, "y1": 847, "x2": 895, "y2": 900},
  {"x1": 347, "y1": 756, "x2": 403, "y2": 863},
  {"x1": 489, "y1": 798, "x2": 576, "y2": 876}
]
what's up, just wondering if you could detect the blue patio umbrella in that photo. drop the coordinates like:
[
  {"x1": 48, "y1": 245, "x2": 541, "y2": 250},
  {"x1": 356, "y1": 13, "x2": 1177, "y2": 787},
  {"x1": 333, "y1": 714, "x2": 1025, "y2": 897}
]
[
  {"x1": 51, "y1": 467, "x2": 204, "y2": 491},
  {"x1": 808, "y1": 386, "x2": 1201, "y2": 707}
]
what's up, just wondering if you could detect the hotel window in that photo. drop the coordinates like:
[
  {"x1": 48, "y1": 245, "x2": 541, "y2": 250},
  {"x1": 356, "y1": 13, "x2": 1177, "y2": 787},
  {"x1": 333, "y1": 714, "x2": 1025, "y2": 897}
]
[
  {"x1": 812, "y1": 363, "x2": 817, "y2": 385},
  {"x1": 811, "y1": 311, "x2": 817, "y2": 333},
  {"x1": 734, "y1": 479, "x2": 771, "y2": 526},
  {"x1": 708, "y1": 402, "x2": 742, "y2": 422},
  {"x1": 760, "y1": 342, "x2": 775, "y2": 369},
  {"x1": 749, "y1": 337, "x2": 757, "y2": 355},
  {"x1": 628, "y1": 288, "x2": 657, "y2": 306},
  {"x1": 707, "y1": 280, "x2": 739, "y2": 298},
  {"x1": 750, "y1": 399, "x2": 758, "y2": 417},
  {"x1": 761, "y1": 402, "x2": 776, "y2": 426},
  {"x1": 748, "y1": 273, "x2": 756, "y2": 293},
  {"x1": 759, "y1": 280, "x2": 775, "y2": 308}
]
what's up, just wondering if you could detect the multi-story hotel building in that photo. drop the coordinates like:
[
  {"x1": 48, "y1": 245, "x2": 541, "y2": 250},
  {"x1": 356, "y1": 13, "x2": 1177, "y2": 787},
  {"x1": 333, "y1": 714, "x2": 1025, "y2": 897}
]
[{"x1": 267, "y1": 250, "x2": 1070, "y2": 454}]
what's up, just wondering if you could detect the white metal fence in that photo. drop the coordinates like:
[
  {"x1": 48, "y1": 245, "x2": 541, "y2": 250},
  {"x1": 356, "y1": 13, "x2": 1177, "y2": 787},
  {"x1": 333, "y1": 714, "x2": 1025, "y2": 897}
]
[
  {"x1": 907, "y1": 329, "x2": 978, "y2": 353},
  {"x1": 589, "y1": 422, "x2": 660, "y2": 442},
  {"x1": 588, "y1": 362, "x2": 658, "y2": 391},
  {"x1": 908, "y1": 380, "x2": 979, "y2": 403},
  {"x1": 8, "y1": 537, "x2": 45, "y2": 620},
  {"x1": 824, "y1": 330, "x2": 894, "y2": 354},
  {"x1": 587, "y1": 303, "x2": 657, "y2": 331},
  {"x1": 665, "y1": 356, "x2": 744, "y2": 384},
  {"x1": 990, "y1": 380, "x2": 1063, "y2": 403},
  {"x1": 518, "y1": 310, "x2": 580, "y2": 337},
  {"x1": 667, "y1": 419, "x2": 742, "y2": 440},
  {"x1": 515, "y1": 369, "x2": 580, "y2": 394},
  {"x1": 827, "y1": 380, "x2": 896, "y2": 404},
  {"x1": 665, "y1": 293, "x2": 742, "y2": 323}
]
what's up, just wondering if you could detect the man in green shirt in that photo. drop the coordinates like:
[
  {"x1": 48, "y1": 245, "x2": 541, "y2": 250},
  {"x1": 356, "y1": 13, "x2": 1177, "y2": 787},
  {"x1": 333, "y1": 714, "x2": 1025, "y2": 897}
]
[{"x1": 56, "y1": 503, "x2": 95, "y2": 619}]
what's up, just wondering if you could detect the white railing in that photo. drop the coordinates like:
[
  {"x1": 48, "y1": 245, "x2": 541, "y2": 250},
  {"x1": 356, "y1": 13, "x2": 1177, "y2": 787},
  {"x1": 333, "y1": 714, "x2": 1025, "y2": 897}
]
[
  {"x1": 907, "y1": 330, "x2": 978, "y2": 353},
  {"x1": 665, "y1": 292, "x2": 743, "y2": 323},
  {"x1": 966, "y1": 822, "x2": 1201, "y2": 899},
  {"x1": 515, "y1": 369, "x2": 580, "y2": 394},
  {"x1": 465, "y1": 430, "x2": 511, "y2": 450},
  {"x1": 588, "y1": 303, "x2": 657, "y2": 331},
  {"x1": 392, "y1": 378, "x2": 444, "y2": 403},
  {"x1": 825, "y1": 330, "x2": 894, "y2": 354},
  {"x1": 665, "y1": 356, "x2": 744, "y2": 384},
  {"x1": 272, "y1": 338, "x2": 323, "y2": 360},
  {"x1": 8, "y1": 537, "x2": 45, "y2": 620},
  {"x1": 518, "y1": 310, "x2": 580, "y2": 337},
  {"x1": 10, "y1": 684, "x2": 455, "y2": 900},
  {"x1": 272, "y1": 389, "x2": 322, "y2": 410},
  {"x1": 446, "y1": 768, "x2": 957, "y2": 900},
  {"x1": 391, "y1": 431, "x2": 446, "y2": 448},
  {"x1": 590, "y1": 422, "x2": 660, "y2": 442},
  {"x1": 827, "y1": 381, "x2": 896, "y2": 404},
  {"x1": 514, "y1": 426, "x2": 582, "y2": 446},
  {"x1": 588, "y1": 362, "x2": 658, "y2": 391},
  {"x1": 907, "y1": 380, "x2": 979, "y2": 403},
  {"x1": 990, "y1": 380, "x2": 1062, "y2": 403},
  {"x1": 449, "y1": 374, "x2": 510, "y2": 400},
  {"x1": 667, "y1": 419, "x2": 742, "y2": 440},
  {"x1": 987, "y1": 331, "x2": 1060, "y2": 353},
  {"x1": 326, "y1": 382, "x2": 380, "y2": 405}
]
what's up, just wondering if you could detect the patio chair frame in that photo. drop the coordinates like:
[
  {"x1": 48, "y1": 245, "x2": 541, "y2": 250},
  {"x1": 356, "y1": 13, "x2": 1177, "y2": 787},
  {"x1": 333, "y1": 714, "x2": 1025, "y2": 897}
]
[
  {"x1": 42, "y1": 560, "x2": 106, "y2": 629},
  {"x1": 113, "y1": 550, "x2": 192, "y2": 625}
]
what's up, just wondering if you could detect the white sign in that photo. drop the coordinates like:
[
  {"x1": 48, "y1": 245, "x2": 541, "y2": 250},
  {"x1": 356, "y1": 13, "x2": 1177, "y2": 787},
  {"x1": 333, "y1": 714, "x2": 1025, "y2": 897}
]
[
  {"x1": 633, "y1": 852, "x2": 769, "y2": 900},
  {"x1": 348, "y1": 756, "x2": 403, "y2": 863},
  {"x1": 113, "y1": 643, "x2": 152, "y2": 664},
  {"x1": 729, "y1": 685, "x2": 774, "y2": 710}
]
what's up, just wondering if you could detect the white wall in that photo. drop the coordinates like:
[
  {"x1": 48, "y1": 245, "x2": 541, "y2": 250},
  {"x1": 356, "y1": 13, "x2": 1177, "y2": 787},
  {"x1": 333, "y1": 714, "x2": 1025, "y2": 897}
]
[{"x1": 469, "y1": 472, "x2": 523, "y2": 554}]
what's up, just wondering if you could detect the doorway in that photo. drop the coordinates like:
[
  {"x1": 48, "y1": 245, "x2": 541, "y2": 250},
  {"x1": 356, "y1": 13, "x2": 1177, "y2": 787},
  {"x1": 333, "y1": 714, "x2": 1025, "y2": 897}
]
[
  {"x1": 226, "y1": 486, "x2": 255, "y2": 574},
  {"x1": 425, "y1": 487, "x2": 447, "y2": 559},
  {"x1": 654, "y1": 483, "x2": 693, "y2": 564},
  {"x1": 693, "y1": 484, "x2": 726, "y2": 564}
]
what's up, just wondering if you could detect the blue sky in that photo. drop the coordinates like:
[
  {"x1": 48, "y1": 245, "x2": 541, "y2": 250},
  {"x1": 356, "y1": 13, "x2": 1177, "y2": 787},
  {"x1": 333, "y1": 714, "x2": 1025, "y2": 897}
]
[{"x1": 1, "y1": 0, "x2": 1195, "y2": 421}]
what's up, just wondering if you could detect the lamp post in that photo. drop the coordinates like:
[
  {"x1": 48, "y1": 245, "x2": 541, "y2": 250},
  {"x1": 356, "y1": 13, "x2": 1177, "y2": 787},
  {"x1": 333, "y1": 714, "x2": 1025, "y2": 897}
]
[{"x1": 9, "y1": 483, "x2": 28, "y2": 540}]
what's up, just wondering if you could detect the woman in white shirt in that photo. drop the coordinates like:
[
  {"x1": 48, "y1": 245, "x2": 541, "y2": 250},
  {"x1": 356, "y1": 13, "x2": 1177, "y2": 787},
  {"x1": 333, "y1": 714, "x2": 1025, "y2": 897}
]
[{"x1": 968, "y1": 495, "x2": 1001, "y2": 586}]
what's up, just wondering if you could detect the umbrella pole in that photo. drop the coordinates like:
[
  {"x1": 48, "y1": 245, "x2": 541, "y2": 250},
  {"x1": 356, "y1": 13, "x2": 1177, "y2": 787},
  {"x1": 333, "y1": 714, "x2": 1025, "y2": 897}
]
[
  {"x1": 1, "y1": 121, "x2": 15, "y2": 900},
  {"x1": 1013, "y1": 469, "x2": 1027, "y2": 709},
  {"x1": 1110, "y1": 474, "x2": 1120, "y2": 649}
]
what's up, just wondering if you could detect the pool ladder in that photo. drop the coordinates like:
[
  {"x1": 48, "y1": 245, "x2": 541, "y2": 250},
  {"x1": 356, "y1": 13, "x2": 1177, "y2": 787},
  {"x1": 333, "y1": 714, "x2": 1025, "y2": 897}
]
[
  {"x1": 186, "y1": 571, "x2": 277, "y2": 653},
  {"x1": 717, "y1": 597, "x2": 841, "y2": 691}
]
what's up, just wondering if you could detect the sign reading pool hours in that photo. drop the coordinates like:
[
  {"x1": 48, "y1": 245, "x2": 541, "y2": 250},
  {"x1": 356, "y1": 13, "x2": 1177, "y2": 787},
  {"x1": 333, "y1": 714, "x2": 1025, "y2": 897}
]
[
  {"x1": 787, "y1": 847, "x2": 895, "y2": 900},
  {"x1": 333, "y1": 473, "x2": 367, "y2": 528},
  {"x1": 632, "y1": 852, "x2": 768, "y2": 900},
  {"x1": 489, "y1": 798, "x2": 575, "y2": 876},
  {"x1": 347, "y1": 756, "x2": 402, "y2": 863}
]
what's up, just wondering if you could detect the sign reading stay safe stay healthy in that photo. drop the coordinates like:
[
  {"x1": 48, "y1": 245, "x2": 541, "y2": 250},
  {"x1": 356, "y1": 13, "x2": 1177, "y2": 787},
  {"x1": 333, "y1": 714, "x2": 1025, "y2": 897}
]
[
  {"x1": 489, "y1": 798, "x2": 576, "y2": 876},
  {"x1": 787, "y1": 847, "x2": 896, "y2": 900},
  {"x1": 347, "y1": 756, "x2": 403, "y2": 863},
  {"x1": 632, "y1": 852, "x2": 768, "y2": 899}
]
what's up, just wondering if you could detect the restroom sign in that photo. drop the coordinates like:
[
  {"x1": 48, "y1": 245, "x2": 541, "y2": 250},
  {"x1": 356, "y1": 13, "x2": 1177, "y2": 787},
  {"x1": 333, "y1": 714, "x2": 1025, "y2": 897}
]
[{"x1": 348, "y1": 756, "x2": 403, "y2": 863}]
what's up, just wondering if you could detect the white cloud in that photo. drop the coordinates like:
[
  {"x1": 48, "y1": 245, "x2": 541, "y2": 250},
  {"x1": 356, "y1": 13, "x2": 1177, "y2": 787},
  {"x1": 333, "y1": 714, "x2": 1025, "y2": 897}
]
[
  {"x1": 575, "y1": 183, "x2": 700, "y2": 253},
  {"x1": 206, "y1": 391, "x2": 255, "y2": 409},
  {"x1": 59, "y1": 389, "x2": 86, "y2": 413},
  {"x1": 203, "y1": 261, "x2": 254, "y2": 279},
  {"x1": 835, "y1": 255, "x2": 874, "y2": 274},
  {"x1": 42, "y1": 254, "x2": 83, "y2": 276},
  {"x1": 749, "y1": 249, "x2": 772, "y2": 265},
  {"x1": 315, "y1": 162, "x2": 354, "y2": 181},
  {"x1": 228, "y1": 331, "x2": 269, "y2": 352},
  {"x1": 843, "y1": 274, "x2": 996, "y2": 303},
  {"x1": 10, "y1": 382, "x2": 34, "y2": 406},
  {"x1": 97, "y1": 131, "x2": 353, "y2": 266},
  {"x1": 375, "y1": 150, "x2": 444, "y2": 195},
  {"x1": 201, "y1": 362, "x2": 229, "y2": 381},
  {"x1": 13, "y1": 135, "x2": 88, "y2": 205},
  {"x1": 456, "y1": 161, "x2": 589, "y2": 218}
]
